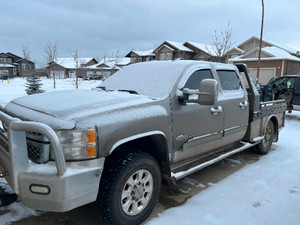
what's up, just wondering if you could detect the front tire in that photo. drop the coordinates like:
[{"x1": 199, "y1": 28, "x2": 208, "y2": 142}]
[
  {"x1": 97, "y1": 151, "x2": 161, "y2": 225},
  {"x1": 254, "y1": 121, "x2": 274, "y2": 154}
]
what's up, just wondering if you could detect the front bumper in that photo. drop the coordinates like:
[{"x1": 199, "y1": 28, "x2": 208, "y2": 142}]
[{"x1": 0, "y1": 110, "x2": 104, "y2": 212}]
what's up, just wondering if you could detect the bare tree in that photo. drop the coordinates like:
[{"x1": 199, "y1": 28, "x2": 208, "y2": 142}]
[
  {"x1": 99, "y1": 52, "x2": 108, "y2": 80},
  {"x1": 44, "y1": 41, "x2": 58, "y2": 88},
  {"x1": 209, "y1": 22, "x2": 233, "y2": 62},
  {"x1": 73, "y1": 49, "x2": 80, "y2": 89},
  {"x1": 21, "y1": 45, "x2": 34, "y2": 77}
]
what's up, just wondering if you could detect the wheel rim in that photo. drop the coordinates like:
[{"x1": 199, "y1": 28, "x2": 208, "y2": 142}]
[
  {"x1": 262, "y1": 125, "x2": 272, "y2": 148},
  {"x1": 121, "y1": 169, "x2": 154, "y2": 216}
]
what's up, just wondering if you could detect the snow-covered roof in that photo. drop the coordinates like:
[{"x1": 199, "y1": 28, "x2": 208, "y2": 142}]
[
  {"x1": 87, "y1": 63, "x2": 121, "y2": 70},
  {"x1": 230, "y1": 46, "x2": 300, "y2": 62},
  {"x1": 54, "y1": 58, "x2": 95, "y2": 69},
  {"x1": 185, "y1": 41, "x2": 216, "y2": 56},
  {"x1": 166, "y1": 41, "x2": 193, "y2": 52},
  {"x1": 237, "y1": 36, "x2": 299, "y2": 55},
  {"x1": 262, "y1": 46, "x2": 300, "y2": 60},
  {"x1": 263, "y1": 38, "x2": 299, "y2": 55},
  {"x1": 0, "y1": 64, "x2": 15, "y2": 68},
  {"x1": 87, "y1": 57, "x2": 130, "y2": 70},
  {"x1": 227, "y1": 47, "x2": 245, "y2": 54},
  {"x1": 132, "y1": 50, "x2": 155, "y2": 56}
]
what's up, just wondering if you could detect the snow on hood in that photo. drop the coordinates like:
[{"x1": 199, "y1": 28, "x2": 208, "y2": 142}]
[{"x1": 4, "y1": 89, "x2": 152, "y2": 130}]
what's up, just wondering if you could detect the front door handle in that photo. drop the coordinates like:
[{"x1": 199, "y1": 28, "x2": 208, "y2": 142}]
[
  {"x1": 239, "y1": 100, "x2": 248, "y2": 109},
  {"x1": 211, "y1": 106, "x2": 223, "y2": 115}
]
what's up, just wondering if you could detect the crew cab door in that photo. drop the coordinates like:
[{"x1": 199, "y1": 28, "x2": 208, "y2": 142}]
[
  {"x1": 216, "y1": 69, "x2": 249, "y2": 146},
  {"x1": 292, "y1": 77, "x2": 300, "y2": 105},
  {"x1": 171, "y1": 68, "x2": 223, "y2": 167}
]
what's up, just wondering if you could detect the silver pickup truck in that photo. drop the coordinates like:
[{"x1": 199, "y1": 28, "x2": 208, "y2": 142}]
[{"x1": 0, "y1": 61, "x2": 285, "y2": 225}]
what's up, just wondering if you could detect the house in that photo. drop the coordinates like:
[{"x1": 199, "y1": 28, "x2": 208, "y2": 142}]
[
  {"x1": 228, "y1": 36, "x2": 300, "y2": 84},
  {"x1": 183, "y1": 42, "x2": 219, "y2": 61},
  {"x1": 47, "y1": 57, "x2": 98, "y2": 79},
  {"x1": 153, "y1": 41, "x2": 194, "y2": 61},
  {"x1": 152, "y1": 41, "x2": 221, "y2": 62},
  {"x1": 125, "y1": 50, "x2": 155, "y2": 64},
  {"x1": 86, "y1": 57, "x2": 131, "y2": 80},
  {"x1": 0, "y1": 52, "x2": 35, "y2": 78}
]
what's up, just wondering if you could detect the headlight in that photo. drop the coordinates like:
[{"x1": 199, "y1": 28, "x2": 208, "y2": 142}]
[{"x1": 52, "y1": 129, "x2": 97, "y2": 161}]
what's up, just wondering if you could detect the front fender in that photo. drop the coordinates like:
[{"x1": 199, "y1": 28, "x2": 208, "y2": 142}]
[{"x1": 96, "y1": 105, "x2": 171, "y2": 157}]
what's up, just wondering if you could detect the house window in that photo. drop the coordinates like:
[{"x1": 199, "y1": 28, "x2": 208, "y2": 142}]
[
  {"x1": 8, "y1": 58, "x2": 12, "y2": 63},
  {"x1": 138, "y1": 57, "x2": 142, "y2": 62},
  {"x1": 146, "y1": 57, "x2": 151, "y2": 61},
  {"x1": 131, "y1": 57, "x2": 137, "y2": 63},
  {"x1": 166, "y1": 53, "x2": 171, "y2": 60},
  {"x1": 160, "y1": 53, "x2": 165, "y2": 60},
  {"x1": 22, "y1": 63, "x2": 26, "y2": 70}
]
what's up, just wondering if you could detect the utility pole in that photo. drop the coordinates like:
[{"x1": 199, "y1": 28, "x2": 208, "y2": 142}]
[{"x1": 256, "y1": 0, "x2": 264, "y2": 84}]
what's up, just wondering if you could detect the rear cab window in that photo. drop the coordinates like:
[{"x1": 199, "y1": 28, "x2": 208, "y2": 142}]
[{"x1": 216, "y1": 70, "x2": 242, "y2": 91}]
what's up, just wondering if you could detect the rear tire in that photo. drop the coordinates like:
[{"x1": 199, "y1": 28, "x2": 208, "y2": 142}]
[
  {"x1": 97, "y1": 151, "x2": 161, "y2": 225},
  {"x1": 254, "y1": 121, "x2": 274, "y2": 154}
]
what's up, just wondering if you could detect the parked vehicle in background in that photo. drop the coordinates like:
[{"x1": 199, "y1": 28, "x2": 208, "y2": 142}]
[
  {"x1": 0, "y1": 72, "x2": 9, "y2": 80},
  {"x1": 0, "y1": 61, "x2": 286, "y2": 225},
  {"x1": 262, "y1": 75, "x2": 300, "y2": 112}
]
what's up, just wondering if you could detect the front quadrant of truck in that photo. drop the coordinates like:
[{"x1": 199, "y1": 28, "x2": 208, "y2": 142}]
[{"x1": 0, "y1": 60, "x2": 286, "y2": 225}]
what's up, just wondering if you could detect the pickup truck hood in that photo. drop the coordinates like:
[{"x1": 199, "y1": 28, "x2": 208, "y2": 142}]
[{"x1": 4, "y1": 89, "x2": 153, "y2": 130}]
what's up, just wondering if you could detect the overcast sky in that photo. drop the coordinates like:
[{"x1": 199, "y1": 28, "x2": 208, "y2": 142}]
[{"x1": 1, "y1": 0, "x2": 299, "y2": 66}]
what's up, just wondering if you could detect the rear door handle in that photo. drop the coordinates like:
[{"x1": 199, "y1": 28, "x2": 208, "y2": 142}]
[{"x1": 211, "y1": 106, "x2": 223, "y2": 115}]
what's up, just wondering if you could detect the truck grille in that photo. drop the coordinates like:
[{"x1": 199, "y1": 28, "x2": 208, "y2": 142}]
[{"x1": 26, "y1": 132, "x2": 51, "y2": 164}]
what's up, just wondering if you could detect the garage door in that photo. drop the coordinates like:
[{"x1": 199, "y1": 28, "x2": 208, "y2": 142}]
[
  {"x1": 51, "y1": 71, "x2": 65, "y2": 79},
  {"x1": 249, "y1": 68, "x2": 276, "y2": 85}
]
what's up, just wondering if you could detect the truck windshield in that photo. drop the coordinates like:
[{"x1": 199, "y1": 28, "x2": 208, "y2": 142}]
[{"x1": 99, "y1": 62, "x2": 189, "y2": 99}]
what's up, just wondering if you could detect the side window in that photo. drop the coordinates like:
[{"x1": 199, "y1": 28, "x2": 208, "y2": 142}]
[
  {"x1": 217, "y1": 70, "x2": 241, "y2": 91},
  {"x1": 184, "y1": 69, "x2": 213, "y2": 90}
]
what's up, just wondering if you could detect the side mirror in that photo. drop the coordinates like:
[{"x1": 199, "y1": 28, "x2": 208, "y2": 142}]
[
  {"x1": 179, "y1": 79, "x2": 218, "y2": 105},
  {"x1": 198, "y1": 79, "x2": 218, "y2": 105}
]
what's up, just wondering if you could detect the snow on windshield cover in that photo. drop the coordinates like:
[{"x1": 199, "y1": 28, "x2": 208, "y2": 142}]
[{"x1": 100, "y1": 61, "x2": 192, "y2": 99}]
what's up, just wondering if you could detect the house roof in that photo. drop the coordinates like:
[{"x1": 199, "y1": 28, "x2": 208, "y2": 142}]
[
  {"x1": 154, "y1": 41, "x2": 193, "y2": 53},
  {"x1": 262, "y1": 46, "x2": 300, "y2": 61},
  {"x1": 126, "y1": 50, "x2": 154, "y2": 57},
  {"x1": 0, "y1": 64, "x2": 15, "y2": 68},
  {"x1": 226, "y1": 47, "x2": 245, "y2": 54},
  {"x1": 237, "y1": 36, "x2": 299, "y2": 55},
  {"x1": 5, "y1": 52, "x2": 23, "y2": 61},
  {"x1": 99, "y1": 57, "x2": 131, "y2": 66},
  {"x1": 0, "y1": 53, "x2": 11, "y2": 58},
  {"x1": 166, "y1": 41, "x2": 193, "y2": 52},
  {"x1": 230, "y1": 46, "x2": 300, "y2": 62},
  {"x1": 53, "y1": 57, "x2": 95, "y2": 69},
  {"x1": 184, "y1": 41, "x2": 216, "y2": 56},
  {"x1": 87, "y1": 57, "x2": 130, "y2": 70}
]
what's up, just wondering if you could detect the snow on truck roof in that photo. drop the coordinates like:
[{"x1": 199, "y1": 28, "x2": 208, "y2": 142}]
[{"x1": 100, "y1": 60, "x2": 236, "y2": 99}]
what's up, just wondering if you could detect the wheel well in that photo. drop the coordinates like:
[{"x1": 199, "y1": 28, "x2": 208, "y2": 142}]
[
  {"x1": 104, "y1": 135, "x2": 171, "y2": 181},
  {"x1": 269, "y1": 116, "x2": 279, "y2": 142}
]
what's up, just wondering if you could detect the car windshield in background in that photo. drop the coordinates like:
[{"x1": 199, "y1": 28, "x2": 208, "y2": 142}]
[{"x1": 99, "y1": 62, "x2": 189, "y2": 99}]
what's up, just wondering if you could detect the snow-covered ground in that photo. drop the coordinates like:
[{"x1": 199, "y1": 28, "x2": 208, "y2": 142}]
[
  {"x1": 0, "y1": 78, "x2": 300, "y2": 225},
  {"x1": 0, "y1": 77, "x2": 100, "y2": 108},
  {"x1": 147, "y1": 112, "x2": 300, "y2": 225}
]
